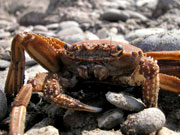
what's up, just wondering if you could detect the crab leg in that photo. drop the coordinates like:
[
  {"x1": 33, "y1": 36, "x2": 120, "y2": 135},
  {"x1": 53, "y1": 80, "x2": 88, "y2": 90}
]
[
  {"x1": 43, "y1": 73, "x2": 102, "y2": 112},
  {"x1": 5, "y1": 32, "x2": 66, "y2": 96},
  {"x1": 132, "y1": 57, "x2": 160, "y2": 107},
  {"x1": 159, "y1": 73, "x2": 180, "y2": 94},
  {"x1": 10, "y1": 73, "x2": 48, "y2": 135}
]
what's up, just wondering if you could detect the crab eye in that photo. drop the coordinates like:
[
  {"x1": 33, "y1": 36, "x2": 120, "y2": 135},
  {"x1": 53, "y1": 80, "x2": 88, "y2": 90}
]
[
  {"x1": 64, "y1": 44, "x2": 68, "y2": 49},
  {"x1": 111, "y1": 44, "x2": 123, "y2": 56},
  {"x1": 117, "y1": 44, "x2": 123, "y2": 51}
]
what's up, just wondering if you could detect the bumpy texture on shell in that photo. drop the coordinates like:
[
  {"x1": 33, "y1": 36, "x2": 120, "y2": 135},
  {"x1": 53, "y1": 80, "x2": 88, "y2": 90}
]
[{"x1": 121, "y1": 108, "x2": 166, "y2": 135}]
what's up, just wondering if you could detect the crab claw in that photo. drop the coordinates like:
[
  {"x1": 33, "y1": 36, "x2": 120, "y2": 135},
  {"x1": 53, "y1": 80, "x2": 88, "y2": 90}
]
[{"x1": 44, "y1": 74, "x2": 102, "y2": 112}]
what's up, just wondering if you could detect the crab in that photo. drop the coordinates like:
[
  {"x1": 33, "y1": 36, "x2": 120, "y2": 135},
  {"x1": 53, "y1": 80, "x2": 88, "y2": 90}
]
[{"x1": 5, "y1": 32, "x2": 180, "y2": 135}]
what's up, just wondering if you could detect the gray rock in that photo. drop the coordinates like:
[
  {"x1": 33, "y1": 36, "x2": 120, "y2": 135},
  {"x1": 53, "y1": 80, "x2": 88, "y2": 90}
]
[
  {"x1": 0, "y1": 20, "x2": 12, "y2": 29},
  {"x1": 106, "y1": 92, "x2": 145, "y2": 112},
  {"x1": 25, "y1": 118, "x2": 58, "y2": 135},
  {"x1": 33, "y1": 25, "x2": 48, "y2": 32},
  {"x1": 100, "y1": 0, "x2": 131, "y2": 9},
  {"x1": 0, "y1": 90, "x2": 7, "y2": 121},
  {"x1": 101, "y1": 9, "x2": 130, "y2": 22},
  {"x1": 59, "y1": 21, "x2": 79, "y2": 30},
  {"x1": 153, "y1": 0, "x2": 180, "y2": 17},
  {"x1": 25, "y1": 64, "x2": 47, "y2": 83},
  {"x1": 63, "y1": 33, "x2": 86, "y2": 44},
  {"x1": 131, "y1": 30, "x2": 180, "y2": 52},
  {"x1": 0, "y1": 70, "x2": 8, "y2": 91},
  {"x1": 84, "y1": 31, "x2": 99, "y2": 40},
  {"x1": 0, "y1": 59, "x2": 10, "y2": 69},
  {"x1": 0, "y1": 32, "x2": 11, "y2": 39},
  {"x1": 97, "y1": 109, "x2": 124, "y2": 129},
  {"x1": 126, "y1": 10, "x2": 148, "y2": 22},
  {"x1": 157, "y1": 127, "x2": 180, "y2": 135},
  {"x1": 57, "y1": 27, "x2": 83, "y2": 40},
  {"x1": 82, "y1": 129, "x2": 123, "y2": 135},
  {"x1": 25, "y1": 52, "x2": 37, "y2": 66},
  {"x1": 126, "y1": 28, "x2": 166, "y2": 41},
  {"x1": 46, "y1": 23, "x2": 60, "y2": 30},
  {"x1": 121, "y1": 108, "x2": 166, "y2": 135}
]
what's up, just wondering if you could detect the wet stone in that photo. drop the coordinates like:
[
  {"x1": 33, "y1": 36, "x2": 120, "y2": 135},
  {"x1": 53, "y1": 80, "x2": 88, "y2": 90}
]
[
  {"x1": 121, "y1": 108, "x2": 166, "y2": 135},
  {"x1": 97, "y1": 109, "x2": 124, "y2": 129},
  {"x1": 0, "y1": 90, "x2": 7, "y2": 121},
  {"x1": 106, "y1": 92, "x2": 145, "y2": 112}
]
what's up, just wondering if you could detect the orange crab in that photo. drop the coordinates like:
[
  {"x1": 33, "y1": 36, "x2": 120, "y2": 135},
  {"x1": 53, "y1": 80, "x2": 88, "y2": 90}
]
[{"x1": 5, "y1": 32, "x2": 180, "y2": 135}]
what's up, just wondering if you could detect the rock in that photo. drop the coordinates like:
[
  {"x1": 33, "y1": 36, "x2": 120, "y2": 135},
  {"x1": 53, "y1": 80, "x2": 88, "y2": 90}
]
[
  {"x1": 25, "y1": 64, "x2": 47, "y2": 83},
  {"x1": 106, "y1": 92, "x2": 145, "y2": 112},
  {"x1": 0, "y1": 70, "x2": 8, "y2": 91},
  {"x1": 126, "y1": 28, "x2": 166, "y2": 41},
  {"x1": 126, "y1": 10, "x2": 148, "y2": 22},
  {"x1": 25, "y1": 118, "x2": 58, "y2": 135},
  {"x1": 153, "y1": 0, "x2": 180, "y2": 18},
  {"x1": 57, "y1": 27, "x2": 83, "y2": 40},
  {"x1": 157, "y1": 127, "x2": 180, "y2": 135},
  {"x1": 121, "y1": 108, "x2": 166, "y2": 135},
  {"x1": 59, "y1": 21, "x2": 79, "y2": 30},
  {"x1": 46, "y1": 23, "x2": 60, "y2": 30},
  {"x1": 82, "y1": 129, "x2": 123, "y2": 135},
  {"x1": 84, "y1": 31, "x2": 99, "y2": 40},
  {"x1": 0, "y1": 20, "x2": 12, "y2": 29},
  {"x1": 101, "y1": 9, "x2": 130, "y2": 22},
  {"x1": 63, "y1": 33, "x2": 85, "y2": 44},
  {"x1": 131, "y1": 30, "x2": 180, "y2": 52},
  {"x1": 63, "y1": 110, "x2": 97, "y2": 129},
  {"x1": 33, "y1": 25, "x2": 48, "y2": 32},
  {"x1": 0, "y1": 59, "x2": 10, "y2": 69},
  {"x1": 0, "y1": 90, "x2": 7, "y2": 121},
  {"x1": 0, "y1": 31, "x2": 11, "y2": 39},
  {"x1": 97, "y1": 109, "x2": 124, "y2": 129},
  {"x1": 100, "y1": 0, "x2": 131, "y2": 9},
  {"x1": 25, "y1": 52, "x2": 37, "y2": 66}
]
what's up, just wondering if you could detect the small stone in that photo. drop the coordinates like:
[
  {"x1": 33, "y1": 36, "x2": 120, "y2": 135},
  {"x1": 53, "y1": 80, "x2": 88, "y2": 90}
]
[
  {"x1": 157, "y1": 127, "x2": 180, "y2": 135},
  {"x1": 126, "y1": 10, "x2": 148, "y2": 22},
  {"x1": 0, "y1": 59, "x2": 10, "y2": 69},
  {"x1": 126, "y1": 28, "x2": 166, "y2": 41},
  {"x1": 59, "y1": 21, "x2": 79, "y2": 30},
  {"x1": 25, "y1": 118, "x2": 58, "y2": 135},
  {"x1": 97, "y1": 109, "x2": 124, "y2": 129},
  {"x1": 33, "y1": 25, "x2": 48, "y2": 32},
  {"x1": 82, "y1": 129, "x2": 123, "y2": 135},
  {"x1": 106, "y1": 92, "x2": 145, "y2": 111},
  {"x1": 57, "y1": 27, "x2": 83, "y2": 40},
  {"x1": 0, "y1": 32, "x2": 11, "y2": 39},
  {"x1": 101, "y1": 9, "x2": 130, "y2": 22},
  {"x1": 63, "y1": 33, "x2": 85, "y2": 44},
  {"x1": 25, "y1": 52, "x2": 37, "y2": 66},
  {"x1": 131, "y1": 30, "x2": 180, "y2": 52},
  {"x1": 0, "y1": 90, "x2": 7, "y2": 121},
  {"x1": 0, "y1": 70, "x2": 8, "y2": 91},
  {"x1": 121, "y1": 108, "x2": 166, "y2": 135},
  {"x1": 84, "y1": 31, "x2": 99, "y2": 40},
  {"x1": 46, "y1": 23, "x2": 59, "y2": 30}
]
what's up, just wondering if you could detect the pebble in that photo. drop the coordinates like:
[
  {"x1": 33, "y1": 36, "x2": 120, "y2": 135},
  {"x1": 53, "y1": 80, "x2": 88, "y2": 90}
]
[
  {"x1": 59, "y1": 21, "x2": 79, "y2": 30},
  {"x1": 63, "y1": 33, "x2": 86, "y2": 44},
  {"x1": 0, "y1": 31, "x2": 11, "y2": 39},
  {"x1": 82, "y1": 129, "x2": 123, "y2": 135},
  {"x1": 106, "y1": 92, "x2": 145, "y2": 112},
  {"x1": 0, "y1": 90, "x2": 7, "y2": 121},
  {"x1": 33, "y1": 25, "x2": 48, "y2": 32},
  {"x1": 84, "y1": 31, "x2": 99, "y2": 40},
  {"x1": 131, "y1": 30, "x2": 180, "y2": 52},
  {"x1": 126, "y1": 28, "x2": 166, "y2": 41},
  {"x1": 57, "y1": 27, "x2": 83, "y2": 40},
  {"x1": 125, "y1": 10, "x2": 148, "y2": 22},
  {"x1": 157, "y1": 127, "x2": 180, "y2": 135},
  {"x1": 46, "y1": 23, "x2": 60, "y2": 30},
  {"x1": 0, "y1": 59, "x2": 10, "y2": 69},
  {"x1": 25, "y1": 64, "x2": 47, "y2": 83},
  {"x1": 0, "y1": 70, "x2": 8, "y2": 91},
  {"x1": 101, "y1": 9, "x2": 130, "y2": 22},
  {"x1": 97, "y1": 109, "x2": 124, "y2": 129},
  {"x1": 25, "y1": 118, "x2": 58, "y2": 135},
  {"x1": 121, "y1": 108, "x2": 166, "y2": 135}
]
